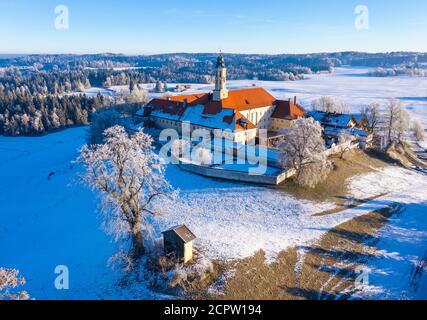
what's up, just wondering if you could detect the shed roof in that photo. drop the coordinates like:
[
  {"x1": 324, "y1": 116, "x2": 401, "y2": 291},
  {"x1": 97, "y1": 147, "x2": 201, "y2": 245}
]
[{"x1": 162, "y1": 225, "x2": 196, "y2": 243}]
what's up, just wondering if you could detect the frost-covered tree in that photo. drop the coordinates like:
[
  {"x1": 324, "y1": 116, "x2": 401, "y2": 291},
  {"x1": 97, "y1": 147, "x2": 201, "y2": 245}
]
[
  {"x1": 124, "y1": 82, "x2": 149, "y2": 104},
  {"x1": 50, "y1": 109, "x2": 61, "y2": 129},
  {"x1": 0, "y1": 268, "x2": 30, "y2": 300},
  {"x1": 129, "y1": 79, "x2": 136, "y2": 94},
  {"x1": 78, "y1": 126, "x2": 174, "y2": 258},
  {"x1": 278, "y1": 118, "x2": 332, "y2": 188},
  {"x1": 192, "y1": 147, "x2": 213, "y2": 166},
  {"x1": 87, "y1": 109, "x2": 124, "y2": 145},
  {"x1": 312, "y1": 96, "x2": 349, "y2": 114},
  {"x1": 384, "y1": 99, "x2": 411, "y2": 144},
  {"x1": 154, "y1": 81, "x2": 165, "y2": 93},
  {"x1": 412, "y1": 120, "x2": 425, "y2": 142}
]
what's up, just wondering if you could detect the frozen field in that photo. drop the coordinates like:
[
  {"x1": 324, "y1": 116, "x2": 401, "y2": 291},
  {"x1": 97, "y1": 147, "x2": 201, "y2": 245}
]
[{"x1": 1, "y1": 67, "x2": 427, "y2": 299}]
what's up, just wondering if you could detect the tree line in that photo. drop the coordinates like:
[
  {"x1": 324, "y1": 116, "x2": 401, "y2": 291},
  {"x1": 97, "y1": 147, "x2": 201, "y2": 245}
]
[{"x1": 0, "y1": 88, "x2": 107, "y2": 136}]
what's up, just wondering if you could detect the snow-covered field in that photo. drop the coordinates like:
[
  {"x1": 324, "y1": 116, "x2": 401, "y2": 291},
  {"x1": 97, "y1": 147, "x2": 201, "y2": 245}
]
[
  {"x1": 1, "y1": 127, "x2": 426, "y2": 299},
  {"x1": 1, "y1": 67, "x2": 427, "y2": 299},
  {"x1": 0, "y1": 127, "x2": 364, "y2": 299}
]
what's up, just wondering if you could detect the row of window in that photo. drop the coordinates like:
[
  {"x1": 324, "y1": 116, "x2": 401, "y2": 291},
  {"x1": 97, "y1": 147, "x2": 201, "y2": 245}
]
[
  {"x1": 248, "y1": 108, "x2": 274, "y2": 125},
  {"x1": 156, "y1": 118, "x2": 237, "y2": 139},
  {"x1": 157, "y1": 119, "x2": 177, "y2": 127},
  {"x1": 155, "y1": 116, "x2": 292, "y2": 138}
]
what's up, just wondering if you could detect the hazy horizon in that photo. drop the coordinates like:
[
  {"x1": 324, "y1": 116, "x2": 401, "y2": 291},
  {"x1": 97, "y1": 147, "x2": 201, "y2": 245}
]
[{"x1": 1, "y1": 50, "x2": 427, "y2": 57}]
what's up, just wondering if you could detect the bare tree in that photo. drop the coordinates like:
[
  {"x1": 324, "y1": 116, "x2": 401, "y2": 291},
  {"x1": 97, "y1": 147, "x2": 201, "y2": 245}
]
[
  {"x1": 384, "y1": 99, "x2": 410, "y2": 144},
  {"x1": 361, "y1": 103, "x2": 381, "y2": 133},
  {"x1": 0, "y1": 268, "x2": 30, "y2": 300},
  {"x1": 278, "y1": 118, "x2": 332, "y2": 188},
  {"x1": 338, "y1": 130, "x2": 355, "y2": 159},
  {"x1": 78, "y1": 126, "x2": 174, "y2": 259},
  {"x1": 312, "y1": 96, "x2": 349, "y2": 114},
  {"x1": 412, "y1": 120, "x2": 425, "y2": 142}
]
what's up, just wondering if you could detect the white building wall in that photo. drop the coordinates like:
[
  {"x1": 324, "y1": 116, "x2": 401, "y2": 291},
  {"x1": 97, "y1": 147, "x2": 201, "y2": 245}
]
[
  {"x1": 239, "y1": 106, "x2": 275, "y2": 130},
  {"x1": 148, "y1": 105, "x2": 274, "y2": 145}
]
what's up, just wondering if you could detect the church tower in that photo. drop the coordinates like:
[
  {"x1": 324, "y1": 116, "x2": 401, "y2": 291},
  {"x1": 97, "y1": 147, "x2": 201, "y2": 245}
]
[{"x1": 213, "y1": 55, "x2": 229, "y2": 101}]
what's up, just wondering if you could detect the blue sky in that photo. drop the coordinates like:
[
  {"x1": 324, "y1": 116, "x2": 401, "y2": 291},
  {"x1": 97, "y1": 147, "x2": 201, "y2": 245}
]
[{"x1": 0, "y1": 0, "x2": 426, "y2": 54}]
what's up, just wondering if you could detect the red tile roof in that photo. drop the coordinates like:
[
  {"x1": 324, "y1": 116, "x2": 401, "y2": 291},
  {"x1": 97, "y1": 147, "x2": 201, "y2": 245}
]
[
  {"x1": 144, "y1": 88, "x2": 303, "y2": 131},
  {"x1": 220, "y1": 87, "x2": 276, "y2": 111},
  {"x1": 272, "y1": 99, "x2": 306, "y2": 120},
  {"x1": 235, "y1": 111, "x2": 257, "y2": 131},
  {"x1": 148, "y1": 87, "x2": 276, "y2": 116}
]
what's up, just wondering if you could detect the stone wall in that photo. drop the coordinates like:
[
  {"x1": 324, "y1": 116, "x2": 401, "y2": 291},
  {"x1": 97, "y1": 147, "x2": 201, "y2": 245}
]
[{"x1": 178, "y1": 162, "x2": 295, "y2": 185}]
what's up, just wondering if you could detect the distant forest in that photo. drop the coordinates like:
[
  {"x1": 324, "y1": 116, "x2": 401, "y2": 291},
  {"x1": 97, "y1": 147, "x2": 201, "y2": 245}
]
[
  {"x1": 2, "y1": 51, "x2": 426, "y2": 82},
  {"x1": 1, "y1": 52, "x2": 426, "y2": 136}
]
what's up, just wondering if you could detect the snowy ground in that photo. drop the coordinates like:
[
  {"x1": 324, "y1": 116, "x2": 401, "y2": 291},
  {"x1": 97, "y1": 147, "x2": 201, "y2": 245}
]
[
  {"x1": 1, "y1": 67, "x2": 427, "y2": 299},
  {"x1": 0, "y1": 127, "x2": 366, "y2": 298},
  {"x1": 82, "y1": 87, "x2": 116, "y2": 98},
  {"x1": 1, "y1": 127, "x2": 427, "y2": 299},
  {"x1": 344, "y1": 168, "x2": 427, "y2": 300},
  {"x1": 0, "y1": 129, "x2": 164, "y2": 299}
]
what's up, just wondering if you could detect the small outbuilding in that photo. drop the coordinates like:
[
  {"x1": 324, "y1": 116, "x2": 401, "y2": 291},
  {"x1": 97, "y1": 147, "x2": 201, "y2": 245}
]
[{"x1": 162, "y1": 225, "x2": 196, "y2": 263}]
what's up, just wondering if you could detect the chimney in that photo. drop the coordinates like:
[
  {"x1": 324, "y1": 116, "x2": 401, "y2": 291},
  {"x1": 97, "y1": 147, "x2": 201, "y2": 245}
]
[{"x1": 294, "y1": 96, "x2": 297, "y2": 105}]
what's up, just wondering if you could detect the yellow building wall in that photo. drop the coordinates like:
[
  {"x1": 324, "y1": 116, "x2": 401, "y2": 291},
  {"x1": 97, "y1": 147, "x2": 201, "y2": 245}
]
[
  {"x1": 269, "y1": 118, "x2": 293, "y2": 132},
  {"x1": 183, "y1": 242, "x2": 193, "y2": 263}
]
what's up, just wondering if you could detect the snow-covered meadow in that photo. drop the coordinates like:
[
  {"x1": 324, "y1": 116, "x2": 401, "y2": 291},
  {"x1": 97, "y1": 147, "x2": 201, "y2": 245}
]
[
  {"x1": 1, "y1": 67, "x2": 427, "y2": 299},
  {"x1": 0, "y1": 127, "x2": 362, "y2": 299}
]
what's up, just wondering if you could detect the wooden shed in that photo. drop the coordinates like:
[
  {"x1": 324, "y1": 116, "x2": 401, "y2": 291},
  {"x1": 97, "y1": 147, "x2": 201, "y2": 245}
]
[{"x1": 162, "y1": 225, "x2": 196, "y2": 263}]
